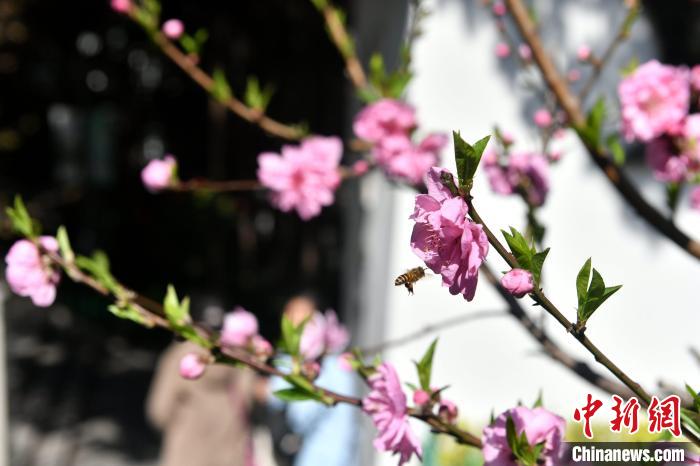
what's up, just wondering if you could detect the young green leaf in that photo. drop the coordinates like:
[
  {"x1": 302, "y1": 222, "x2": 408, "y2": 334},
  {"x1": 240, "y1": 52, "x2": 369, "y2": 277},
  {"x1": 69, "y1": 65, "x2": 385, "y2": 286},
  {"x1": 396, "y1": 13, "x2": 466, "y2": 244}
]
[
  {"x1": 414, "y1": 338, "x2": 438, "y2": 391},
  {"x1": 56, "y1": 226, "x2": 74, "y2": 263},
  {"x1": 280, "y1": 315, "x2": 308, "y2": 356},
  {"x1": 453, "y1": 132, "x2": 491, "y2": 188},
  {"x1": 576, "y1": 258, "x2": 592, "y2": 310},
  {"x1": 576, "y1": 98, "x2": 606, "y2": 149},
  {"x1": 575, "y1": 259, "x2": 622, "y2": 326},
  {"x1": 211, "y1": 68, "x2": 232, "y2": 103},
  {"x1": 274, "y1": 388, "x2": 318, "y2": 402},
  {"x1": 163, "y1": 284, "x2": 190, "y2": 327},
  {"x1": 606, "y1": 134, "x2": 626, "y2": 166},
  {"x1": 6, "y1": 195, "x2": 38, "y2": 238},
  {"x1": 686, "y1": 384, "x2": 700, "y2": 412},
  {"x1": 244, "y1": 76, "x2": 275, "y2": 111},
  {"x1": 108, "y1": 304, "x2": 153, "y2": 328},
  {"x1": 75, "y1": 251, "x2": 121, "y2": 295}
]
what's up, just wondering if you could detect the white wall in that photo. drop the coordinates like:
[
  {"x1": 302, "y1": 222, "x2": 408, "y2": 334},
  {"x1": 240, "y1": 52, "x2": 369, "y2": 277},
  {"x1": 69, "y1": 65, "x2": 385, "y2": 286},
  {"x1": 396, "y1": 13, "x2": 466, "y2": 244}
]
[{"x1": 358, "y1": 1, "x2": 700, "y2": 464}]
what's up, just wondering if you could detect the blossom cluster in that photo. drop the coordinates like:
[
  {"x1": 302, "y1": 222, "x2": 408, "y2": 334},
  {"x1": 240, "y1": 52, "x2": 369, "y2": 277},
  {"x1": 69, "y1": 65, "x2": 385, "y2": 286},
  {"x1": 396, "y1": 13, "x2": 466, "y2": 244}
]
[
  {"x1": 354, "y1": 99, "x2": 447, "y2": 185},
  {"x1": 5, "y1": 237, "x2": 61, "y2": 307},
  {"x1": 618, "y1": 60, "x2": 700, "y2": 209},
  {"x1": 483, "y1": 141, "x2": 551, "y2": 207}
]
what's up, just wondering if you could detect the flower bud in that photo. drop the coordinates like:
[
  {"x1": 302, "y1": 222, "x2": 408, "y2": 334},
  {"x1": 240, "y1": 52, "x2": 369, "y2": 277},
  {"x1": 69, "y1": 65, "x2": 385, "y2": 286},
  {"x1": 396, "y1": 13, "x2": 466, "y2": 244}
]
[
  {"x1": 141, "y1": 155, "x2": 177, "y2": 192},
  {"x1": 518, "y1": 44, "x2": 531, "y2": 61},
  {"x1": 492, "y1": 1, "x2": 506, "y2": 16},
  {"x1": 251, "y1": 335, "x2": 273, "y2": 360},
  {"x1": 412, "y1": 389, "x2": 430, "y2": 406},
  {"x1": 221, "y1": 307, "x2": 259, "y2": 347},
  {"x1": 500, "y1": 268, "x2": 535, "y2": 298},
  {"x1": 302, "y1": 360, "x2": 321, "y2": 381},
  {"x1": 111, "y1": 0, "x2": 131, "y2": 13},
  {"x1": 438, "y1": 400, "x2": 459, "y2": 424},
  {"x1": 179, "y1": 353, "x2": 207, "y2": 380},
  {"x1": 533, "y1": 108, "x2": 552, "y2": 128},
  {"x1": 577, "y1": 44, "x2": 591, "y2": 62},
  {"x1": 162, "y1": 19, "x2": 185, "y2": 40},
  {"x1": 352, "y1": 160, "x2": 370, "y2": 176},
  {"x1": 495, "y1": 42, "x2": 510, "y2": 58}
]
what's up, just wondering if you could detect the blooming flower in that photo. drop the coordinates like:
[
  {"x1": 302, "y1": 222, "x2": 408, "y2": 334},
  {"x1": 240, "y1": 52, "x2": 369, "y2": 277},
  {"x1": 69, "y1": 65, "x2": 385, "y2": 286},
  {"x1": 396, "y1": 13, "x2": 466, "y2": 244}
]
[
  {"x1": 363, "y1": 363, "x2": 422, "y2": 466},
  {"x1": 141, "y1": 155, "x2": 177, "y2": 192},
  {"x1": 299, "y1": 309, "x2": 349, "y2": 360},
  {"x1": 500, "y1": 269, "x2": 534, "y2": 297},
  {"x1": 533, "y1": 108, "x2": 553, "y2": 128},
  {"x1": 482, "y1": 406, "x2": 566, "y2": 466},
  {"x1": 353, "y1": 99, "x2": 416, "y2": 143},
  {"x1": 410, "y1": 168, "x2": 489, "y2": 301},
  {"x1": 162, "y1": 19, "x2": 185, "y2": 39},
  {"x1": 495, "y1": 42, "x2": 511, "y2": 58},
  {"x1": 618, "y1": 60, "x2": 690, "y2": 142},
  {"x1": 507, "y1": 152, "x2": 550, "y2": 206},
  {"x1": 111, "y1": 0, "x2": 131, "y2": 13},
  {"x1": 5, "y1": 237, "x2": 60, "y2": 307},
  {"x1": 257, "y1": 136, "x2": 342, "y2": 220},
  {"x1": 645, "y1": 138, "x2": 689, "y2": 183},
  {"x1": 221, "y1": 307, "x2": 259, "y2": 347},
  {"x1": 374, "y1": 132, "x2": 447, "y2": 184},
  {"x1": 179, "y1": 353, "x2": 207, "y2": 380},
  {"x1": 576, "y1": 45, "x2": 591, "y2": 61}
]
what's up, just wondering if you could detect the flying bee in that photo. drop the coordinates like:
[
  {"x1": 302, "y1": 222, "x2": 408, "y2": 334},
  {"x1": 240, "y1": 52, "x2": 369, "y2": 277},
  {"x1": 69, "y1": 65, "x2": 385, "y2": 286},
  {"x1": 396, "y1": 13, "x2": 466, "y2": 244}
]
[{"x1": 394, "y1": 267, "x2": 428, "y2": 295}]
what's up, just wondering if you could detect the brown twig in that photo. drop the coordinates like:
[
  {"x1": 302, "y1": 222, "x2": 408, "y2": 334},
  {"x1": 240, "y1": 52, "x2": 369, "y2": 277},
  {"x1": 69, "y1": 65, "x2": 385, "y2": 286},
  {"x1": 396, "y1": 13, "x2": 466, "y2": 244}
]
[
  {"x1": 578, "y1": 4, "x2": 639, "y2": 103},
  {"x1": 311, "y1": 0, "x2": 367, "y2": 91},
  {"x1": 466, "y1": 198, "x2": 700, "y2": 446},
  {"x1": 503, "y1": 0, "x2": 700, "y2": 262}
]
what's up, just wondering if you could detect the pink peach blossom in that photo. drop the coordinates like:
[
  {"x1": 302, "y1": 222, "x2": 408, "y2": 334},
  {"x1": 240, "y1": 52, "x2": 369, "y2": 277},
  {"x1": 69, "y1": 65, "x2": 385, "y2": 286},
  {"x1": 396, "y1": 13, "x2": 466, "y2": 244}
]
[
  {"x1": 162, "y1": 19, "x2": 185, "y2": 40},
  {"x1": 412, "y1": 389, "x2": 430, "y2": 406},
  {"x1": 352, "y1": 159, "x2": 370, "y2": 176},
  {"x1": 338, "y1": 352, "x2": 354, "y2": 372},
  {"x1": 492, "y1": 1, "x2": 507, "y2": 16},
  {"x1": 353, "y1": 99, "x2": 416, "y2": 143},
  {"x1": 500, "y1": 268, "x2": 534, "y2": 297},
  {"x1": 518, "y1": 44, "x2": 532, "y2": 61},
  {"x1": 111, "y1": 0, "x2": 131, "y2": 13},
  {"x1": 5, "y1": 237, "x2": 60, "y2": 307},
  {"x1": 507, "y1": 152, "x2": 550, "y2": 206},
  {"x1": 576, "y1": 45, "x2": 591, "y2": 61},
  {"x1": 323, "y1": 309, "x2": 350, "y2": 353},
  {"x1": 533, "y1": 108, "x2": 553, "y2": 128},
  {"x1": 691, "y1": 65, "x2": 700, "y2": 93},
  {"x1": 410, "y1": 168, "x2": 489, "y2": 301},
  {"x1": 179, "y1": 353, "x2": 207, "y2": 380},
  {"x1": 618, "y1": 60, "x2": 690, "y2": 142},
  {"x1": 438, "y1": 399, "x2": 458, "y2": 424},
  {"x1": 299, "y1": 309, "x2": 349, "y2": 360},
  {"x1": 220, "y1": 307, "x2": 259, "y2": 347},
  {"x1": 482, "y1": 406, "x2": 566, "y2": 466},
  {"x1": 252, "y1": 335, "x2": 273, "y2": 359},
  {"x1": 141, "y1": 155, "x2": 177, "y2": 192},
  {"x1": 363, "y1": 363, "x2": 422, "y2": 466},
  {"x1": 257, "y1": 136, "x2": 342, "y2": 220},
  {"x1": 374, "y1": 132, "x2": 446, "y2": 184},
  {"x1": 495, "y1": 42, "x2": 511, "y2": 58},
  {"x1": 645, "y1": 138, "x2": 689, "y2": 183}
]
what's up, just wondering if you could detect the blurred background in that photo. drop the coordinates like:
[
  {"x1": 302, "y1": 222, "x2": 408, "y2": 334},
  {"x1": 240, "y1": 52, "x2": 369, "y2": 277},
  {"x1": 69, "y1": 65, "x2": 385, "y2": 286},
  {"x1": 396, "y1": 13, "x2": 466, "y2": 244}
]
[{"x1": 0, "y1": 0, "x2": 698, "y2": 465}]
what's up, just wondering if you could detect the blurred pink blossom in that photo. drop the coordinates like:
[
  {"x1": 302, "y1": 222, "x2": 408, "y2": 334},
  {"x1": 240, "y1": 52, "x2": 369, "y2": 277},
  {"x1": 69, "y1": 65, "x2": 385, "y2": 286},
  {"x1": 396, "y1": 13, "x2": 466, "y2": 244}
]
[
  {"x1": 507, "y1": 152, "x2": 550, "y2": 206},
  {"x1": 518, "y1": 44, "x2": 532, "y2": 61},
  {"x1": 351, "y1": 159, "x2": 370, "y2": 176},
  {"x1": 645, "y1": 138, "x2": 689, "y2": 183},
  {"x1": 141, "y1": 155, "x2": 177, "y2": 192},
  {"x1": 492, "y1": 1, "x2": 507, "y2": 16},
  {"x1": 338, "y1": 352, "x2": 354, "y2": 372},
  {"x1": 5, "y1": 237, "x2": 60, "y2": 307},
  {"x1": 353, "y1": 99, "x2": 416, "y2": 143},
  {"x1": 323, "y1": 309, "x2": 350, "y2": 353},
  {"x1": 111, "y1": 0, "x2": 131, "y2": 13},
  {"x1": 412, "y1": 389, "x2": 430, "y2": 406},
  {"x1": 438, "y1": 399, "x2": 458, "y2": 424},
  {"x1": 300, "y1": 309, "x2": 349, "y2": 360},
  {"x1": 495, "y1": 42, "x2": 511, "y2": 58},
  {"x1": 162, "y1": 19, "x2": 185, "y2": 39},
  {"x1": 691, "y1": 65, "x2": 700, "y2": 93},
  {"x1": 363, "y1": 363, "x2": 422, "y2": 466},
  {"x1": 410, "y1": 168, "x2": 489, "y2": 301},
  {"x1": 691, "y1": 187, "x2": 700, "y2": 211},
  {"x1": 567, "y1": 68, "x2": 581, "y2": 82},
  {"x1": 482, "y1": 406, "x2": 566, "y2": 466},
  {"x1": 374, "y1": 133, "x2": 446, "y2": 184},
  {"x1": 257, "y1": 136, "x2": 342, "y2": 220},
  {"x1": 500, "y1": 268, "x2": 534, "y2": 297},
  {"x1": 252, "y1": 335, "x2": 273, "y2": 359},
  {"x1": 533, "y1": 108, "x2": 553, "y2": 128},
  {"x1": 179, "y1": 353, "x2": 207, "y2": 380},
  {"x1": 221, "y1": 307, "x2": 259, "y2": 347},
  {"x1": 618, "y1": 60, "x2": 690, "y2": 142},
  {"x1": 576, "y1": 44, "x2": 591, "y2": 61}
]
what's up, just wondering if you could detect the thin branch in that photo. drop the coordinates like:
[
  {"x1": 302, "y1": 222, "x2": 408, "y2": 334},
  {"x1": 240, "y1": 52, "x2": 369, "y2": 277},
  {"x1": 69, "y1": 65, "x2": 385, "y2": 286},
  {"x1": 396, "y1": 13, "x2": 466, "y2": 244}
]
[
  {"x1": 503, "y1": 0, "x2": 700, "y2": 262},
  {"x1": 466, "y1": 198, "x2": 700, "y2": 446},
  {"x1": 311, "y1": 0, "x2": 367, "y2": 90},
  {"x1": 43, "y1": 248, "x2": 482, "y2": 448},
  {"x1": 578, "y1": 4, "x2": 639, "y2": 103},
  {"x1": 361, "y1": 310, "x2": 506, "y2": 355},
  {"x1": 480, "y1": 264, "x2": 635, "y2": 399}
]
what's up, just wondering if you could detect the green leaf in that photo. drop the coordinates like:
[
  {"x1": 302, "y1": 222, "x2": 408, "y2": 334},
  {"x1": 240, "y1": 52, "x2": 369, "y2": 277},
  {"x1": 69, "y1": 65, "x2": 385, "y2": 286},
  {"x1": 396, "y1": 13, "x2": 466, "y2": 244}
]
[
  {"x1": 530, "y1": 249, "x2": 549, "y2": 285},
  {"x1": 369, "y1": 53, "x2": 386, "y2": 90},
  {"x1": 686, "y1": 384, "x2": 700, "y2": 412},
  {"x1": 621, "y1": 56, "x2": 639, "y2": 77},
  {"x1": 108, "y1": 304, "x2": 153, "y2": 328},
  {"x1": 244, "y1": 76, "x2": 275, "y2": 111},
  {"x1": 6, "y1": 195, "x2": 38, "y2": 238},
  {"x1": 606, "y1": 134, "x2": 626, "y2": 166},
  {"x1": 502, "y1": 227, "x2": 549, "y2": 286},
  {"x1": 273, "y1": 388, "x2": 317, "y2": 402},
  {"x1": 280, "y1": 315, "x2": 307, "y2": 356},
  {"x1": 211, "y1": 68, "x2": 232, "y2": 103},
  {"x1": 505, "y1": 415, "x2": 519, "y2": 456},
  {"x1": 533, "y1": 390, "x2": 544, "y2": 408},
  {"x1": 356, "y1": 86, "x2": 381, "y2": 103},
  {"x1": 164, "y1": 284, "x2": 190, "y2": 327},
  {"x1": 56, "y1": 226, "x2": 74, "y2": 263},
  {"x1": 681, "y1": 408, "x2": 700, "y2": 435},
  {"x1": 666, "y1": 182, "x2": 682, "y2": 215},
  {"x1": 576, "y1": 98, "x2": 606, "y2": 149},
  {"x1": 453, "y1": 132, "x2": 490, "y2": 188},
  {"x1": 75, "y1": 251, "x2": 121, "y2": 295},
  {"x1": 576, "y1": 258, "x2": 592, "y2": 311},
  {"x1": 414, "y1": 339, "x2": 438, "y2": 391}
]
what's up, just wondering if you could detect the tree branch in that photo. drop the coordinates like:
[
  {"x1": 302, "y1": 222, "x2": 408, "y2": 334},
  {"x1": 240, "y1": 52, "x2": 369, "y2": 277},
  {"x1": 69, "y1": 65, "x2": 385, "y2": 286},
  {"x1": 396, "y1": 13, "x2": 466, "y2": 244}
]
[{"x1": 503, "y1": 0, "x2": 700, "y2": 262}]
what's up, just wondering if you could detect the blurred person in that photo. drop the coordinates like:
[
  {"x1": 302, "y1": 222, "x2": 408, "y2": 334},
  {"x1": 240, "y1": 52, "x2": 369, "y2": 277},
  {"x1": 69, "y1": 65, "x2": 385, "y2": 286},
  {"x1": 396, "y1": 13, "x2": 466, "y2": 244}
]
[
  {"x1": 268, "y1": 295, "x2": 359, "y2": 466},
  {"x1": 147, "y1": 339, "x2": 258, "y2": 466}
]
